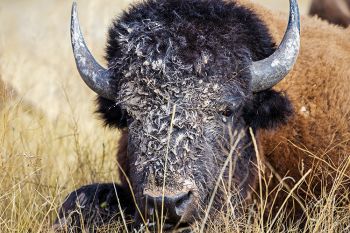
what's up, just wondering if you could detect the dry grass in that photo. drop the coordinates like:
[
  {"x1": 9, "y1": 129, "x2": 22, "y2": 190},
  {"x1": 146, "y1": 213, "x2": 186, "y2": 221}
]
[
  {"x1": 2, "y1": 0, "x2": 350, "y2": 232},
  {"x1": 0, "y1": 84, "x2": 121, "y2": 232}
]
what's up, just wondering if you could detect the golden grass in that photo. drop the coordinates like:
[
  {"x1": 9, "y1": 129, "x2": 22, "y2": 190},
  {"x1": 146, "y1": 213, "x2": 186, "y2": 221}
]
[
  {"x1": 2, "y1": 0, "x2": 349, "y2": 232},
  {"x1": 0, "y1": 88, "x2": 122, "y2": 232},
  {"x1": 2, "y1": 90, "x2": 350, "y2": 232}
]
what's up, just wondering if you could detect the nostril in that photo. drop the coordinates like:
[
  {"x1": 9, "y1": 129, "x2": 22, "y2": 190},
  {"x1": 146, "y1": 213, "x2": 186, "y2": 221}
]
[
  {"x1": 175, "y1": 191, "x2": 193, "y2": 216},
  {"x1": 175, "y1": 191, "x2": 192, "y2": 207},
  {"x1": 143, "y1": 190, "x2": 196, "y2": 219}
]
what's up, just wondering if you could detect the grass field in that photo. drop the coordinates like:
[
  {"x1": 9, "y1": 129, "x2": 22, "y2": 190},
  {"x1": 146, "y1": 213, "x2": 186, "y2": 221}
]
[{"x1": 3, "y1": 0, "x2": 350, "y2": 232}]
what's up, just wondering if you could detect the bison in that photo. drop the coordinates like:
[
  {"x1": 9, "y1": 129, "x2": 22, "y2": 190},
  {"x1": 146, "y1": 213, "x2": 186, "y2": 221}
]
[
  {"x1": 55, "y1": 0, "x2": 350, "y2": 231},
  {"x1": 309, "y1": 0, "x2": 350, "y2": 27}
]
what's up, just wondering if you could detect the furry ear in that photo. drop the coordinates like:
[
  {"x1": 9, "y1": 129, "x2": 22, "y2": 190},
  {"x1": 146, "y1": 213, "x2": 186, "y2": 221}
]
[
  {"x1": 96, "y1": 96, "x2": 128, "y2": 128},
  {"x1": 243, "y1": 90, "x2": 293, "y2": 130}
]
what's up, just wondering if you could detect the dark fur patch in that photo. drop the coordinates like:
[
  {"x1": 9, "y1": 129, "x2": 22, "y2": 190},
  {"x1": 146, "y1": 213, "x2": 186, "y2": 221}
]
[
  {"x1": 96, "y1": 97, "x2": 128, "y2": 128},
  {"x1": 243, "y1": 90, "x2": 293, "y2": 130},
  {"x1": 54, "y1": 183, "x2": 135, "y2": 231},
  {"x1": 97, "y1": 0, "x2": 277, "y2": 127}
]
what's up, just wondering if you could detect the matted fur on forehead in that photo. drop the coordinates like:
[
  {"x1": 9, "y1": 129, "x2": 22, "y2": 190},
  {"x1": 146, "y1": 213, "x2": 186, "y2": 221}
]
[
  {"x1": 111, "y1": 10, "x2": 253, "y2": 89},
  {"x1": 98, "y1": 0, "x2": 278, "y2": 128},
  {"x1": 106, "y1": 0, "x2": 276, "y2": 82}
]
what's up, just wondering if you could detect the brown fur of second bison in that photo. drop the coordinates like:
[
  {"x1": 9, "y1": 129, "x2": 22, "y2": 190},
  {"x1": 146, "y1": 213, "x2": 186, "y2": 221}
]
[
  {"x1": 242, "y1": 0, "x2": 350, "y2": 212},
  {"x1": 309, "y1": 0, "x2": 350, "y2": 27}
]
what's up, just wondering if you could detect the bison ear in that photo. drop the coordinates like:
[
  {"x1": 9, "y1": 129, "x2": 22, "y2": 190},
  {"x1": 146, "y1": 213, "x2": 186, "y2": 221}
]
[
  {"x1": 243, "y1": 90, "x2": 293, "y2": 130},
  {"x1": 96, "y1": 96, "x2": 128, "y2": 128}
]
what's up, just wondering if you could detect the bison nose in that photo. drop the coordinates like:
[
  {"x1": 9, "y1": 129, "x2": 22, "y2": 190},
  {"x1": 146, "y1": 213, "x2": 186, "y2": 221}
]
[{"x1": 144, "y1": 191, "x2": 194, "y2": 221}]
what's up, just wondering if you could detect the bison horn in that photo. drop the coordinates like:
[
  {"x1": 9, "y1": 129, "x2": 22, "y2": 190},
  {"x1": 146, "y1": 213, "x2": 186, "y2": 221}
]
[
  {"x1": 250, "y1": 0, "x2": 300, "y2": 92},
  {"x1": 71, "y1": 2, "x2": 116, "y2": 100}
]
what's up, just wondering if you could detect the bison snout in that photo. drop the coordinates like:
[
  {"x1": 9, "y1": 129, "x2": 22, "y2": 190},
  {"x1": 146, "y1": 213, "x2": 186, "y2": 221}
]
[{"x1": 143, "y1": 189, "x2": 198, "y2": 226}]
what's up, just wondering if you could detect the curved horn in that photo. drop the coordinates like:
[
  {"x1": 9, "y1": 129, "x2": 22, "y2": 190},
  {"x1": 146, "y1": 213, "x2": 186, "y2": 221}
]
[
  {"x1": 71, "y1": 2, "x2": 116, "y2": 100},
  {"x1": 250, "y1": 0, "x2": 300, "y2": 92}
]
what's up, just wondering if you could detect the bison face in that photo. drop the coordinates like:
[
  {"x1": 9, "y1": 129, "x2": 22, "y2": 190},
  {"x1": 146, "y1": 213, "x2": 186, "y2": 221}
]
[
  {"x1": 99, "y1": 72, "x2": 292, "y2": 228},
  {"x1": 71, "y1": 0, "x2": 299, "y2": 229},
  {"x1": 119, "y1": 68, "x2": 254, "y2": 225}
]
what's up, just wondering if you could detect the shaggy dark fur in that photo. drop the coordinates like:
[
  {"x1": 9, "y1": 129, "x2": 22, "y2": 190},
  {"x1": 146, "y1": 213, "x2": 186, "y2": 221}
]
[
  {"x1": 59, "y1": 0, "x2": 295, "y2": 231},
  {"x1": 96, "y1": 97, "x2": 128, "y2": 128},
  {"x1": 97, "y1": 0, "x2": 287, "y2": 130},
  {"x1": 53, "y1": 183, "x2": 135, "y2": 232},
  {"x1": 58, "y1": 0, "x2": 350, "y2": 230},
  {"x1": 243, "y1": 90, "x2": 293, "y2": 130},
  {"x1": 94, "y1": 0, "x2": 293, "y2": 227}
]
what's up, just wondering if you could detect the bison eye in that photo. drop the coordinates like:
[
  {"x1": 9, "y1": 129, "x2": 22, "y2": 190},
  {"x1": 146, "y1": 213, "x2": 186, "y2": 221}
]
[
  {"x1": 221, "y1": 107, "x2": 234, "y2": 117},
  {"x1": 127, "y1": 114, "x2": 134, "y2": 125}
]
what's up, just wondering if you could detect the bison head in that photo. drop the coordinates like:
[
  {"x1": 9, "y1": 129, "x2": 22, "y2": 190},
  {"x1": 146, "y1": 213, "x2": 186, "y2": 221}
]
[{"x1": 70, "y1": 0, "x2": 300, "y2": 229}]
